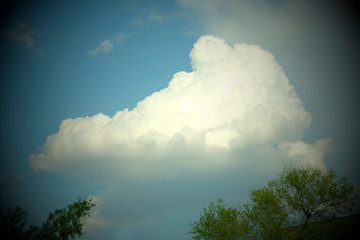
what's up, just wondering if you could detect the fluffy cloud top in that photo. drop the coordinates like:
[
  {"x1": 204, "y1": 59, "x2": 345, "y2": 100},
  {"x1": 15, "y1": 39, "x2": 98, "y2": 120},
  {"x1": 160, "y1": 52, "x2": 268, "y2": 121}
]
[{"x1": 30, "y1": 35, "x2": 330, "y2": 177}]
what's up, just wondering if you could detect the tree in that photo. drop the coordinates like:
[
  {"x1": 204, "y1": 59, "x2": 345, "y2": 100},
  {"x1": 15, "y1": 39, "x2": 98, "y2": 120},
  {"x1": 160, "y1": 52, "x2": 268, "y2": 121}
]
[
  {"x1": 276, "y1": 167, "x2": 357, "y2": 238},
  {"x1": 188, "y1": 199, "x2": 250, "y2": 240},
  {"x1": 243, "y1": 181, "x2": 288, "y2": 240},
  {"x1": 28, "y1": 197, "x2": 96, "y2": 240},
  {"x1": 188, "y1": 166, "x2": 357, "y2": 240},
  {"x1": 0, "y1": 205, "x2": 28, "y2": 240},
  {"x1": 0, "y1": 197, "x2": 96, "y2": 240}
]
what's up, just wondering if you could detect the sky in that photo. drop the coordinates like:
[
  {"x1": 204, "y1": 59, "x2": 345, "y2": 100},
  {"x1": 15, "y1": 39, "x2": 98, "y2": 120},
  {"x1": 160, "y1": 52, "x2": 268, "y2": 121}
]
[{"x1": 0, "y1": 0, "x2": 359, "y2": 239}]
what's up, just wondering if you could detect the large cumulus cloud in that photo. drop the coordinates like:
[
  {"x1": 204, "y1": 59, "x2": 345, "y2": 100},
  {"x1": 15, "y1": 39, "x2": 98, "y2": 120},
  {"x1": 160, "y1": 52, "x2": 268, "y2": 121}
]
[
  {"x1": 29, "y1": 35, "x2": 330, "y2": 178},
  {"x1": 28, "y1": 36, "x2": 333, "y2": 236}
]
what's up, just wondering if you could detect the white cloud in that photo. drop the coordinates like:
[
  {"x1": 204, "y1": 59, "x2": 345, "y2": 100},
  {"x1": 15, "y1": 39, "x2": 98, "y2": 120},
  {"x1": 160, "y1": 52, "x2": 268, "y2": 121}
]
[
  {"x1": 279, "y1": 138, "x2": 333, "y2": 171},
  {"x1": 88, "y1": 40, "x2": 114, "y2": 56},
  {"x1": 2, "y1": 21, "x2": 42, "y2": 55},
  {"x1": 88, "y1": 33, "x2": 131, "y2": 56},
  {"x1": 30, "y1": 35, "x2": 332, "y2": 233},
  {"x1": 114, "y1": 32, "x2": 131, "y2": 45},
  {"x1": 32, "y1": 35, "x2": 328, "y2": 173},
  {"x1": 148, "y1": 8, "x2": 167, "y2": 23},
  {"x1": 131, "y1": 8, "x2": 167, "y2": 25}
]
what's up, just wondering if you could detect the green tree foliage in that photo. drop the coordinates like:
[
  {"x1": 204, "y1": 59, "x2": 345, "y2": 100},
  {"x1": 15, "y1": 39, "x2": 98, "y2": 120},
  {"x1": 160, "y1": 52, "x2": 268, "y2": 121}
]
[
  {"x1": 276, "y1": 167, "x2": 357, "y2": 238},
  {"x1": 0, "y1": 197, "x2": 95, "y2": 240},
  {"x1": 243, "y1": 182, "x2": 288, "y2": 240},
  {"x1": 0, "y1": 205, "x2": 28, "y2": 240},
  {"x1": 188, "y1": 199, "x2": 250, "y2": 240},
  {"x1": 188, "y1": 166, "x2": 357, "y2": 240}
]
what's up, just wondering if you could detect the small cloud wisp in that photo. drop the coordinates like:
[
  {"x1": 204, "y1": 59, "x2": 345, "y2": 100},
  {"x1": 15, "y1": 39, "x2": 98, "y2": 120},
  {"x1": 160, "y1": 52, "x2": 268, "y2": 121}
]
[{"x1": 88, "y1": 33, "x2": 131, "y2": 56}]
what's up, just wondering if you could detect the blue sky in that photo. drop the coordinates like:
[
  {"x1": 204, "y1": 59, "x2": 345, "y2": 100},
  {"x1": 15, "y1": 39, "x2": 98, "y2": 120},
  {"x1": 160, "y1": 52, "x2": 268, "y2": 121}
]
[{"x1": 1, "y1": 0, "x2": 359, "y2": 239}]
